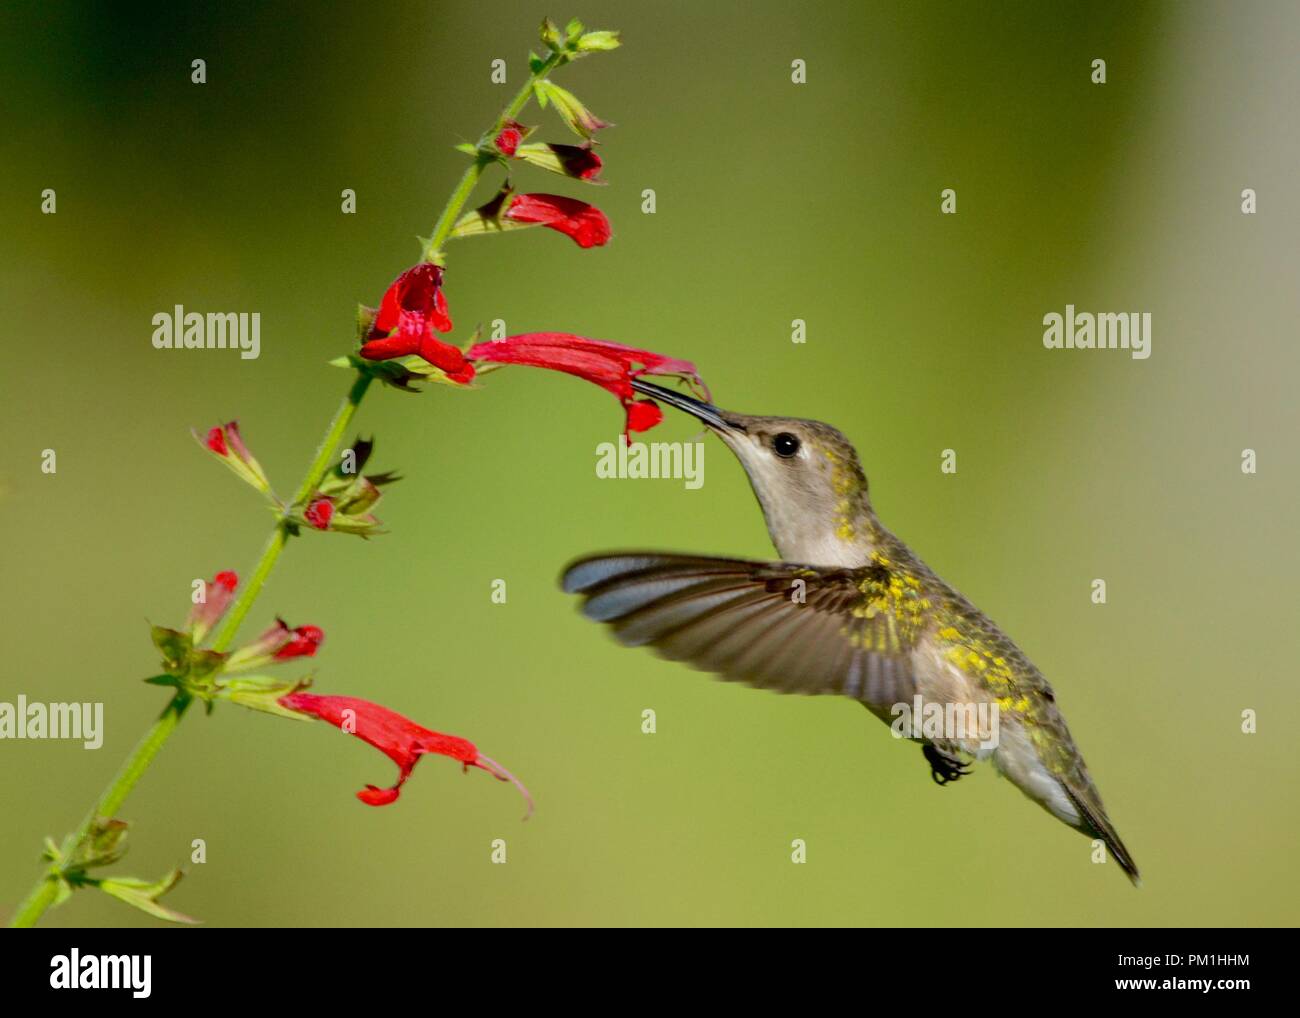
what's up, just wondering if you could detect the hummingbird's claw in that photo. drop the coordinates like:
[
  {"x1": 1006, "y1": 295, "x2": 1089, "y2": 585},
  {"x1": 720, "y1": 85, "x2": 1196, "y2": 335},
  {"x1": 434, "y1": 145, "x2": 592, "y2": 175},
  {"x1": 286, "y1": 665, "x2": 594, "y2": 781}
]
[{"x1": 923, "y1": 744, "x2": 972, "y2": 786}]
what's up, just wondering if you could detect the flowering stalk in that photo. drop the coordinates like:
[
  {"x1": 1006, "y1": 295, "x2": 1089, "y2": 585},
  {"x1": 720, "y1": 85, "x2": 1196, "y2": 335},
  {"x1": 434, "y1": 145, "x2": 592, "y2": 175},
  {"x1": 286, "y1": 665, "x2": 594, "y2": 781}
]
[
  {"x1": 10, "y1": 17, "x2": 701, "y2": 929},
  {"x1": 8, "y1": 18, "x2": 626, "y2": 929}
]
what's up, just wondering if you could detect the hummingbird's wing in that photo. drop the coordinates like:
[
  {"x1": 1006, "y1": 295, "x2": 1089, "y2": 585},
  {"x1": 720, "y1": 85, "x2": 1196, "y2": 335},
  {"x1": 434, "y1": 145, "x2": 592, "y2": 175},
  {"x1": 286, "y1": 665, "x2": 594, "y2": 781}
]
[{"x1": 561, "y1": 552, "x2": 924, "y2": 710}]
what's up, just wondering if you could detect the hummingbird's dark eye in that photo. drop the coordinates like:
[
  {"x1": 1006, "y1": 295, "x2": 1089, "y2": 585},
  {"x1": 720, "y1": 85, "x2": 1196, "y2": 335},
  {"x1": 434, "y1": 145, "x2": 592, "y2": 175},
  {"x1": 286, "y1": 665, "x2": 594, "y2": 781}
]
[{"x1": 772, "y1": 432, "x2": 801, "y2": 458}]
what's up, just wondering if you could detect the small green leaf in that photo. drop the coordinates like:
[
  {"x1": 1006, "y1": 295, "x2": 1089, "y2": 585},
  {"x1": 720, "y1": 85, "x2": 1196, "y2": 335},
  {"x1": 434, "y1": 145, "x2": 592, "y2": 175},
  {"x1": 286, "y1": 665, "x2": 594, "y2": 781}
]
[
  {"x1": 539, "y1": 17, "x2": 563, "y2": 51},
  {"x1": 454, "y1": 141, "x2": 478, "y2": 155},
  {"x1": 528, "y1": 50, "x2": 546, "y2": 74},
  {"x1": 99, "y1": 869, "x2": 200, "y2": 925},
  {"x1": 143, "y1": 673, "x2": 181, "y2": 688},
  {"x1": 151, "y1": 626, "x2": 192, "y2": 676},
  {"x1": 52, "y1": 875, "x2": 74, "y2": 908}
]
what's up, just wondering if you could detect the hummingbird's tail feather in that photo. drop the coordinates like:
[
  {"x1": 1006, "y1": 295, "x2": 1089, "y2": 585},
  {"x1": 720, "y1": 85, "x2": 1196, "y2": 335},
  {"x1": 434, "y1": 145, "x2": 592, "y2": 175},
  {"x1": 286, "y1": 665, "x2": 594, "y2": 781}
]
[{"x1": 1061, "y1": 780, "x2": 1141, "y2": 887}]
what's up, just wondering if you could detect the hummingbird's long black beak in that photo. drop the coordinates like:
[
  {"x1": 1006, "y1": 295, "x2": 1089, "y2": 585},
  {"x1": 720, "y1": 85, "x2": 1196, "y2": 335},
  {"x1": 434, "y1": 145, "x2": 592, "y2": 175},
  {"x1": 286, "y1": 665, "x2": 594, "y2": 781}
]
[{"x1": 630, "y1": 378, "x2": 740, "y2": 432}]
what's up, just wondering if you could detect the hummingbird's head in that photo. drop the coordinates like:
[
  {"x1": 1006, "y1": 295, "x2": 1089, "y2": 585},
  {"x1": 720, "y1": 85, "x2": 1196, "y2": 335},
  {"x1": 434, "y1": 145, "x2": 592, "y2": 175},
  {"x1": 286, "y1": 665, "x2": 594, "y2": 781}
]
[{"x1": 632, "y1": 380, "x2": 877, "y2": 565}]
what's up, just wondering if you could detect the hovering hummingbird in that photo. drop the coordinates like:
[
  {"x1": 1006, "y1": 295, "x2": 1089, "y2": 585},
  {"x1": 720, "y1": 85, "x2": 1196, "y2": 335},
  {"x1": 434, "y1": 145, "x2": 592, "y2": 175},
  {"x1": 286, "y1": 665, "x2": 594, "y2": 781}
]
[{"x1": 562, "y1": 379, "x2": 1139, "y2": 884}]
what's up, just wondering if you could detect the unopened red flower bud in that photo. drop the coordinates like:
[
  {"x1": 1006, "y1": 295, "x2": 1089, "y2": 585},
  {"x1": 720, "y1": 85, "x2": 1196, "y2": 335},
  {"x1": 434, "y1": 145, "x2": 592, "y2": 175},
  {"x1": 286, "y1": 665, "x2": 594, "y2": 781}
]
[
  {"x1": 186, "y1": 570, "x2": 240, "y2": 643},
  {"x1": 304, "y1": 498, "x2": 334, "y2": 530},
  {"x1": 275, "y1": 624, "x2": 324, "y2": 660},
  {"x1": 495, "y1": 126, "x2": 522, "y2": 156},
  {"x1": 206, "y1": 427, "x2": 228, "y2": 455},
  {"x1": 196, "y1": 421, "x2": 271, "y2": 494}
]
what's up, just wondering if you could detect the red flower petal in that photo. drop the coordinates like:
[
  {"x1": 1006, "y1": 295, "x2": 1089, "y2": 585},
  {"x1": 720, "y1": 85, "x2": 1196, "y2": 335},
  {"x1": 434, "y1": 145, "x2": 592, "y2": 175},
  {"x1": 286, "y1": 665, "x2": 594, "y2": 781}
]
[
  {"x1": 625, "y1": 399, "x2": 664, "y2": 433},
  {"x1": 358, "y1": 786, "x2": 401, "y2": 806},
  {"x1": 304, "y1": 498, "x2": 334, "y2": 530},
  {"x1": 417, "y1": 334, "x2": 475, "y2": 383},
  {"x1": 205, "y1": 426, "x2": 228, "y2": 456},
  {"x1": 214, "y1": 571, "x2": 238, "y2": 591},
  {"x1": 359, "y1": 334, "x2": 421, "y2": 360},
  {"x1": 504, "y1": 193, "x2": 611, "y2": 248},
  {"x1": 466, "y1": 333, "x2": 708, "y2": 434},
  {"x1": 278, "y1": 692, "x2": 533, "y2": 816}
]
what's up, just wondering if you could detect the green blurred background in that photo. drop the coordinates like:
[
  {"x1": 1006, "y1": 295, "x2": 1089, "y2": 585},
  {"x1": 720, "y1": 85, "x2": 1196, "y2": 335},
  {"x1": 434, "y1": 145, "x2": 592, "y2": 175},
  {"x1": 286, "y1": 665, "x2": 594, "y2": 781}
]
[{"x1": 2, "y1": 0, "x2": 1296, "y2": 927}]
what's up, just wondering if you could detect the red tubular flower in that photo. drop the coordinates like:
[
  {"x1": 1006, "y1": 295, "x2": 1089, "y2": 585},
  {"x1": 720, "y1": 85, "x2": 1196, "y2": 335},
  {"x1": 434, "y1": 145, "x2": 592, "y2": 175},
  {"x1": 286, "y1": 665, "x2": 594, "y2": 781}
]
[
  {"x1": 304, "y1": 498, "x2": 334, "y2": 530},
  {"x1": 504, "y1": 193, "x2": 611, "y2": 248},
  {"x1": 278, "y1": 692, "x2": 533, "y2": 815},
  {"x1": 359, "y1": 264, "x2": 474, "y2": 382},
  {"x1": 467, "y1": 333, "x2": 708, "y2": 435}
]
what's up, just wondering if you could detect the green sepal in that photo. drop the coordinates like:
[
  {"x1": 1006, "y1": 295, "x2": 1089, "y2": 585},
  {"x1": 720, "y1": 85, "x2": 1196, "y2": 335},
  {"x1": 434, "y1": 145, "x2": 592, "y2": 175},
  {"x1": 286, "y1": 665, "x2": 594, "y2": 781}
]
[
  {"x1": 67, "y1": 818, "x2": 131, "y2": 870},
  {"x1": 188, "y1": 649, "x2": 229, "y2": 682},
  {"x1": 539, "y1": 17, "x2": 563, "y2": 51},
  {"x1": 451, "y1": 209, "x2": 533, "y2": 240},
  {"x1": 335, "y1": 477, "x2": 383, "y2": 515},
  {"x1": 454, "y1": 141, "x2": 478, "y2": 155},
  {"x1": 534, "y1": 80, "x2": 610, "y2": 138},
  {"x1": 192, "y1": 428, "x2": 272, "y2": 496},
  {"x1": 215, "y1": 674, "x2": 313, "y2": 721},
  {"x1": 355, "y1": 302, "x2": 378, "y2": 347},
  {"x1": 532, "y1": 78, "x2": 550, "y2": 109},
  {"x1": 514, "y1": 142, "x2": 604, "y2": 182},
  {"x1": 151, "y1": 626, "x2": 192, "y2": 677},
  {"x1": 576, "y1": 30, "x2": 620, "y2": 52},
  {"x1": 98, "y1": 869, "x2": 199, "y2": 925},
  {"x1": 319, "y1": 511, "x2": 385, "y2": 537}
]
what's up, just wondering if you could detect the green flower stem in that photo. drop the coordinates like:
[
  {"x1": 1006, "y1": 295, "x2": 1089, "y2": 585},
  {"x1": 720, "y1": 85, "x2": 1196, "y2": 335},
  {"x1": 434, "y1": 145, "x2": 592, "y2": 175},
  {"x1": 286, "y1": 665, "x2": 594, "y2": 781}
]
[
  {"x1": 6, "y1": 873, "x2": 59, "y2": 928},
  {"x1": 423, "y1": 50, "x2": 563, "y2": 261},
  {"x1": 8, "y1": 693, "x2": 190, "y2": 927}
]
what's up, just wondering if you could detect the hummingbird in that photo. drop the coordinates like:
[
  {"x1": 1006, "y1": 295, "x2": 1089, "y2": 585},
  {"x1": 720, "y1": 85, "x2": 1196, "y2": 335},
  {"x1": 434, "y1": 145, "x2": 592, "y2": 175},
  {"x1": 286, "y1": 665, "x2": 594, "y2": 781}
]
[{"x1": 562, "y1": 378, "x2": 1139, "y2": 884}]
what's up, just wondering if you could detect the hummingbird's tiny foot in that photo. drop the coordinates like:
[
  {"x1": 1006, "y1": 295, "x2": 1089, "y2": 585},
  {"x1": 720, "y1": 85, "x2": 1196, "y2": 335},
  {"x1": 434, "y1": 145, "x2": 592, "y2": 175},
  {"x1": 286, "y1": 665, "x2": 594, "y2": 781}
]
[{"x1": 923, "y1": 743, "x2": 971, "y2": 786}]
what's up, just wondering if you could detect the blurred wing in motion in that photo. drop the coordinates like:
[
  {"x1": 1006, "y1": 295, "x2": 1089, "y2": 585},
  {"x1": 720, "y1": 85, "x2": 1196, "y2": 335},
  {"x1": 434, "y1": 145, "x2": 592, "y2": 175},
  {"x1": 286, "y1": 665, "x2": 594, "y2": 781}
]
[{"x1": 561, "y1": 552, "x2": 923, "y2": 709}]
